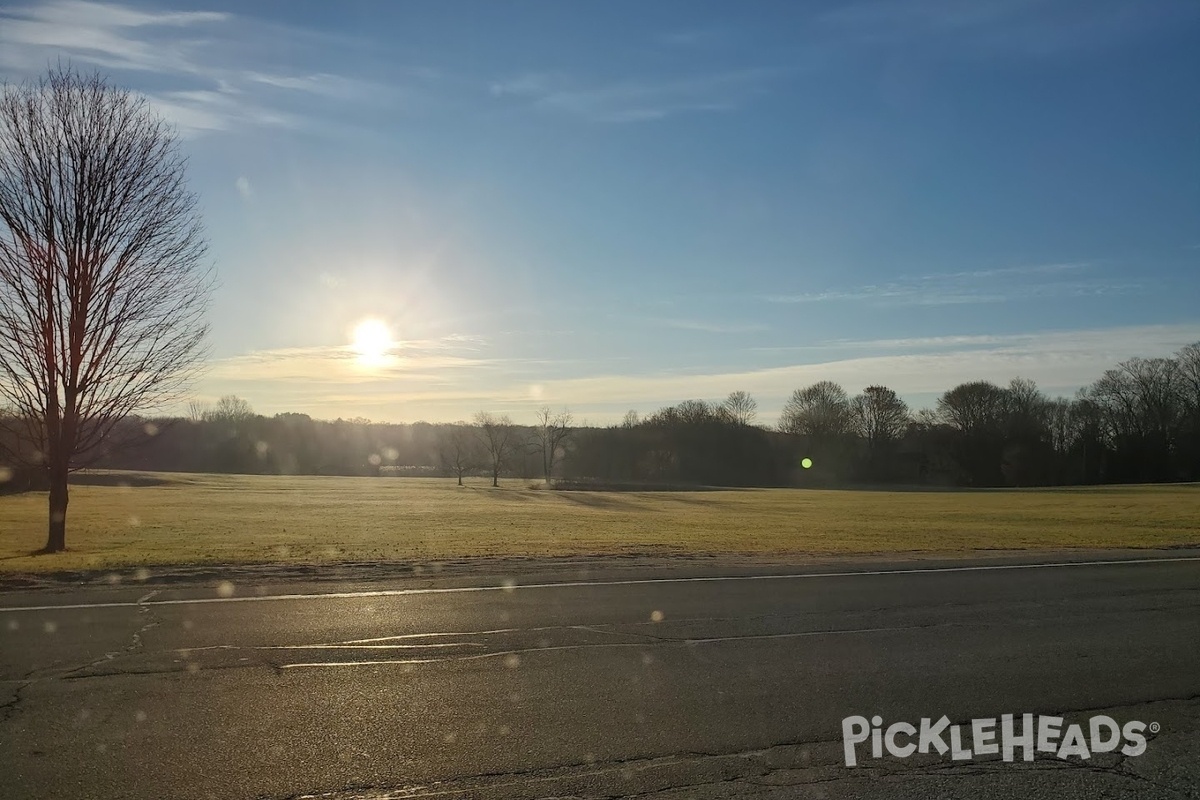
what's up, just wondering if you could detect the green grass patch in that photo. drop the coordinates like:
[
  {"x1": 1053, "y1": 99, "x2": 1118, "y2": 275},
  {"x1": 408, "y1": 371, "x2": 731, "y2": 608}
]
[{"x1": 1, "y1": 472, "x2": 1198, "y2": 573}]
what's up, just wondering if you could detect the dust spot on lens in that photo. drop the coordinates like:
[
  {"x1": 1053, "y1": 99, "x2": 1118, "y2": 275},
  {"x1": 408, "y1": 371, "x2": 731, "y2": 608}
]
[
  {"x1": 216, "y1": 581, "x2": 235, "y2": 598},
  {"x1": 650, "y1": 610, "x2": 664, "y2": 623},
  {"x1": 43, "y1": 621, "x2": 57, "y2": 634},
  {"x1": 134, "y1": 568, "x2": 151, "y2": 581},
  {"x1": 503, "y1": 654, "x2": 521, "y2": 668},
  {"x1": 501, "y1": 579, "x2": 516, "y2": 593},
  {"x1": 135, "y1": 710, "x2": 147, "y2": 723}
]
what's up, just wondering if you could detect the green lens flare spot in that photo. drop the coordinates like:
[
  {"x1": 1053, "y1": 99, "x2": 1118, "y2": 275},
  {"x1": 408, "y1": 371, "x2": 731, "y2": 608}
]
[{"x1": 801, "y1": 458, "x2": 813, "y2": 469}]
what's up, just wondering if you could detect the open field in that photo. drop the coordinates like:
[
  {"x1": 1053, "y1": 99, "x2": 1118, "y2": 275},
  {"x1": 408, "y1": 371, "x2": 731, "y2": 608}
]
[{"x1": 1, "y1": 472, "x2": 1199, "y2": 573}]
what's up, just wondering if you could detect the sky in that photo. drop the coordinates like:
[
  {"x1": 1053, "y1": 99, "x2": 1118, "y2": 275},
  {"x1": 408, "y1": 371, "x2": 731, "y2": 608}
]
[{"x1": 1, "y1": 0, "x2": 1198, "y2": 425}]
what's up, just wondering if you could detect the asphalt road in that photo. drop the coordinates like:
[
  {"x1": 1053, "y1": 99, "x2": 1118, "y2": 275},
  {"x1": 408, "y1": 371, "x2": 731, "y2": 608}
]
[{"x1": 2, "y1": 554, "x2": 1199, "y2": 799}]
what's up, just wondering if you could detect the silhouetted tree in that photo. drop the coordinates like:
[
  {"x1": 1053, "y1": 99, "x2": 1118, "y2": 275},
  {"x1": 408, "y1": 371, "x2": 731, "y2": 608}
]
[
  {"x1": 722, "y1": 391, "x2": 758, "y2": 426},
  {"x1": 0, "y1": 68, "x2": 211, "y2": 552},
  {"x1": 779, "y1": 381, "x2": 852, "y2": 437},
  {"x1": 438, "y1": 423, "x2": 480, "y2": 485},
  {"x1": 475, "y1": 411, "x2": 517, "y2": 487},
  {"x1": 186, "y1": 400, "x2": 210, "y2": 422},
  {"x1": 1086, "y1": 357, "x2": 1184, "y2": 481},
  {"x1": 936, "y1": 381, "x2": 1008, "y2": 485},
  {"x1": 206, "y1": 395, "x2": 254, "y2": 423},
  {"x1": 779, "y1": 381, "x2": 853, "y2": 481},
  {"x1": 850, "y1": 385, "x2": 909, "y2": 479},
  {"x1": 533, "y1": 406, "x2": 573, "y2": 484}
]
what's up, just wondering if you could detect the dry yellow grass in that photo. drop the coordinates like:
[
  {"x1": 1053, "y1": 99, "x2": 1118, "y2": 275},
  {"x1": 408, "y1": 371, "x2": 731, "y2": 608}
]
[{"x1": 1, "y1": 472, "x2": 1198, "y2": 573}]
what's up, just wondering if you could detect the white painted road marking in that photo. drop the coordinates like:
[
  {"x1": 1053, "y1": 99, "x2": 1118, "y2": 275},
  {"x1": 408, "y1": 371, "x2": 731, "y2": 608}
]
[
  {"x1": 279, "y1": 625, "x2": 904, "y2": 669},
  {"x1": 1, "y1": 555, "x2": 1198, "y2": 613}
]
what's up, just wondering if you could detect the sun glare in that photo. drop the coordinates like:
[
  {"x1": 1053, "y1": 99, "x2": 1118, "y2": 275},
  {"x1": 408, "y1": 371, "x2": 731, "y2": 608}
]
[{"x1": 351, "y1": 318, "x2": 393, "y2": 365}]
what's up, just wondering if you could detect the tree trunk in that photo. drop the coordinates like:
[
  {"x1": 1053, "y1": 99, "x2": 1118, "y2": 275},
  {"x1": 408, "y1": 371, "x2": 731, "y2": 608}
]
[{"x1": 45, "y1": 461, "x2": 69, "y2": 552}]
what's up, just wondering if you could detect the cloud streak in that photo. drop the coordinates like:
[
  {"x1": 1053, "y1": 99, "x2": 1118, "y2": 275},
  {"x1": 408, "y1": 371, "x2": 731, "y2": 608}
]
[
  {"x1": 0, "y1": 0, "x2": 413, "y2": 137},
  {"x1": 490, "y1": 69, "x2": 778, "y2": 123},
  {"x1": 813, "y1": 0, "x2": 1195, "y2": 58},
  {"x1": 652, "y1": 318, "x2": 768, "y2": 334},
  {"x1": 763, "y1": 262, "x2": 1139, "y2": 307},
  {"x1": 190, "y1": 323, "x2": 1200, "y2": 425}
]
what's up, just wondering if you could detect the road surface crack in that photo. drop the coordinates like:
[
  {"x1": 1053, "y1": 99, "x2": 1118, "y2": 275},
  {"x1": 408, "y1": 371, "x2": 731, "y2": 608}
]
[{"x1": 57, "y1": 590, "x2": 161, "y2": 679}]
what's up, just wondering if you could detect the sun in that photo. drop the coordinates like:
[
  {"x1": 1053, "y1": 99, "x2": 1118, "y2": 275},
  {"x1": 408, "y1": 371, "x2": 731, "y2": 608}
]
[{"x1": 351, "y1": 318, "x2": 393, "y2": 364}]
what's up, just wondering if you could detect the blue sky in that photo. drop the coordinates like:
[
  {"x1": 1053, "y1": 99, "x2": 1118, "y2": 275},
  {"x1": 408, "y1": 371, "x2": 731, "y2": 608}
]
[{"x1": 2, "y1": 0, "x2": 1198, "y2": 424}]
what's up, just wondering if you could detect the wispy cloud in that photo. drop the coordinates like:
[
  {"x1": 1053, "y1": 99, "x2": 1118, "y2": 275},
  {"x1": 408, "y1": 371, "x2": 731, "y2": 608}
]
[
  {"x1": 204, "y1": 335, "x2": 493, "y2": 386},
  {"x1": 659, "y1": 28, "x2": 725, "y2": 48},
  {"x1": 763, "y1": 262, "x2": 1138, "y2": 307},
  {"x1": 490, "y1": 69, "x2": 778, "y2": 123},
  {"x1": 814, "y1": 0, "x2": 1195, "y2": 58},
  {"x1": 191, "y1": 322, "x2": 1200, "y2": 425},
  {"x1": 0, "y1": 0, "x2": 420, "y2": 137},
  {"x1": 0, "y1": 0, "x2": 225, "y2": 75},
  {"x1": 652, "y1": 318, "x2": 768, "y2": 334}
]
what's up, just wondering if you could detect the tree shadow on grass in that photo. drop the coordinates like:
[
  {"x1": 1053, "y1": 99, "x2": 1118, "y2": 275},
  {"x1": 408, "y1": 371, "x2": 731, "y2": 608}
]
[
  {"x1": 0, "y1": 547, "x2": 60, "y2": 560},
  {"x1": 553, "y1": 492, "x2": 644, "y2": 510}
]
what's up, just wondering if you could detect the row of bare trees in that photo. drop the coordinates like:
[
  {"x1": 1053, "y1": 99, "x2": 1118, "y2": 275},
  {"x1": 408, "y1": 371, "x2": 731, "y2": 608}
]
[
  {"x1": 563, "y1": 343, "x2": 1200, "y2": 488},
  {"x1": 445, "y1": 409, "x2": 573, "y2": 487}
]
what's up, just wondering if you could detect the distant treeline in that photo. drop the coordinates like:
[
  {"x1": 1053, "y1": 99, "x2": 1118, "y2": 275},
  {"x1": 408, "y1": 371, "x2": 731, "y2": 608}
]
[{"x1": 2, "y1": 343, "x2": 1199, "y2": 491}]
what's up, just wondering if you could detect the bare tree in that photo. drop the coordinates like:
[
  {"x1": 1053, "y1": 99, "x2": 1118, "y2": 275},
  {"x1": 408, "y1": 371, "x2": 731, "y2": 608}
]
[
  {"x1": 474, "y1": 411, "x2": 517, "y2": 487},
  {"x1": 1044, "y1": 397, "x2": 1078, "y2": 456},
  {"x1": 850, "y1": 385, "x2": 909, "y2": 451},
  {"x1": 0, "y1": 68, "x2": 212, "y2": 552},
  {"x1": 186, "y1": 399, "x2": 211, "y2": 423},
  {"x1": 779, "y1": 381, "x2": 852, "y2": 437},
  {"x1": 621, "y1": 409, "x2": 640, "y2": 429},
  {"x1": 1177, "y1": 342, "x2": 1200, "y2": 412},
  {"x1": 722, "y1": 390, "x2": 757, "y2": 426},
  {"x1": 533, "y1": 406, "x2": 573, "y2": 484},
  {"x1": 438, "y1": 423, "x2": 479, "y2": 486},
  {"x1": 936, "y1": 381, "x2": 1008, "y2": 434},
  {"x1": 207, "y1": 394, "x2": 255, "y2": 423}
]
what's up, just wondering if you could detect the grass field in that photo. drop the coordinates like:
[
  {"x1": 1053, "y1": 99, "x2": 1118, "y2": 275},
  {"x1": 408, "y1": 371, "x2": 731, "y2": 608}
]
[{"x1": 1, "y1": 472, "x2": 1199, "y2": 573}]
